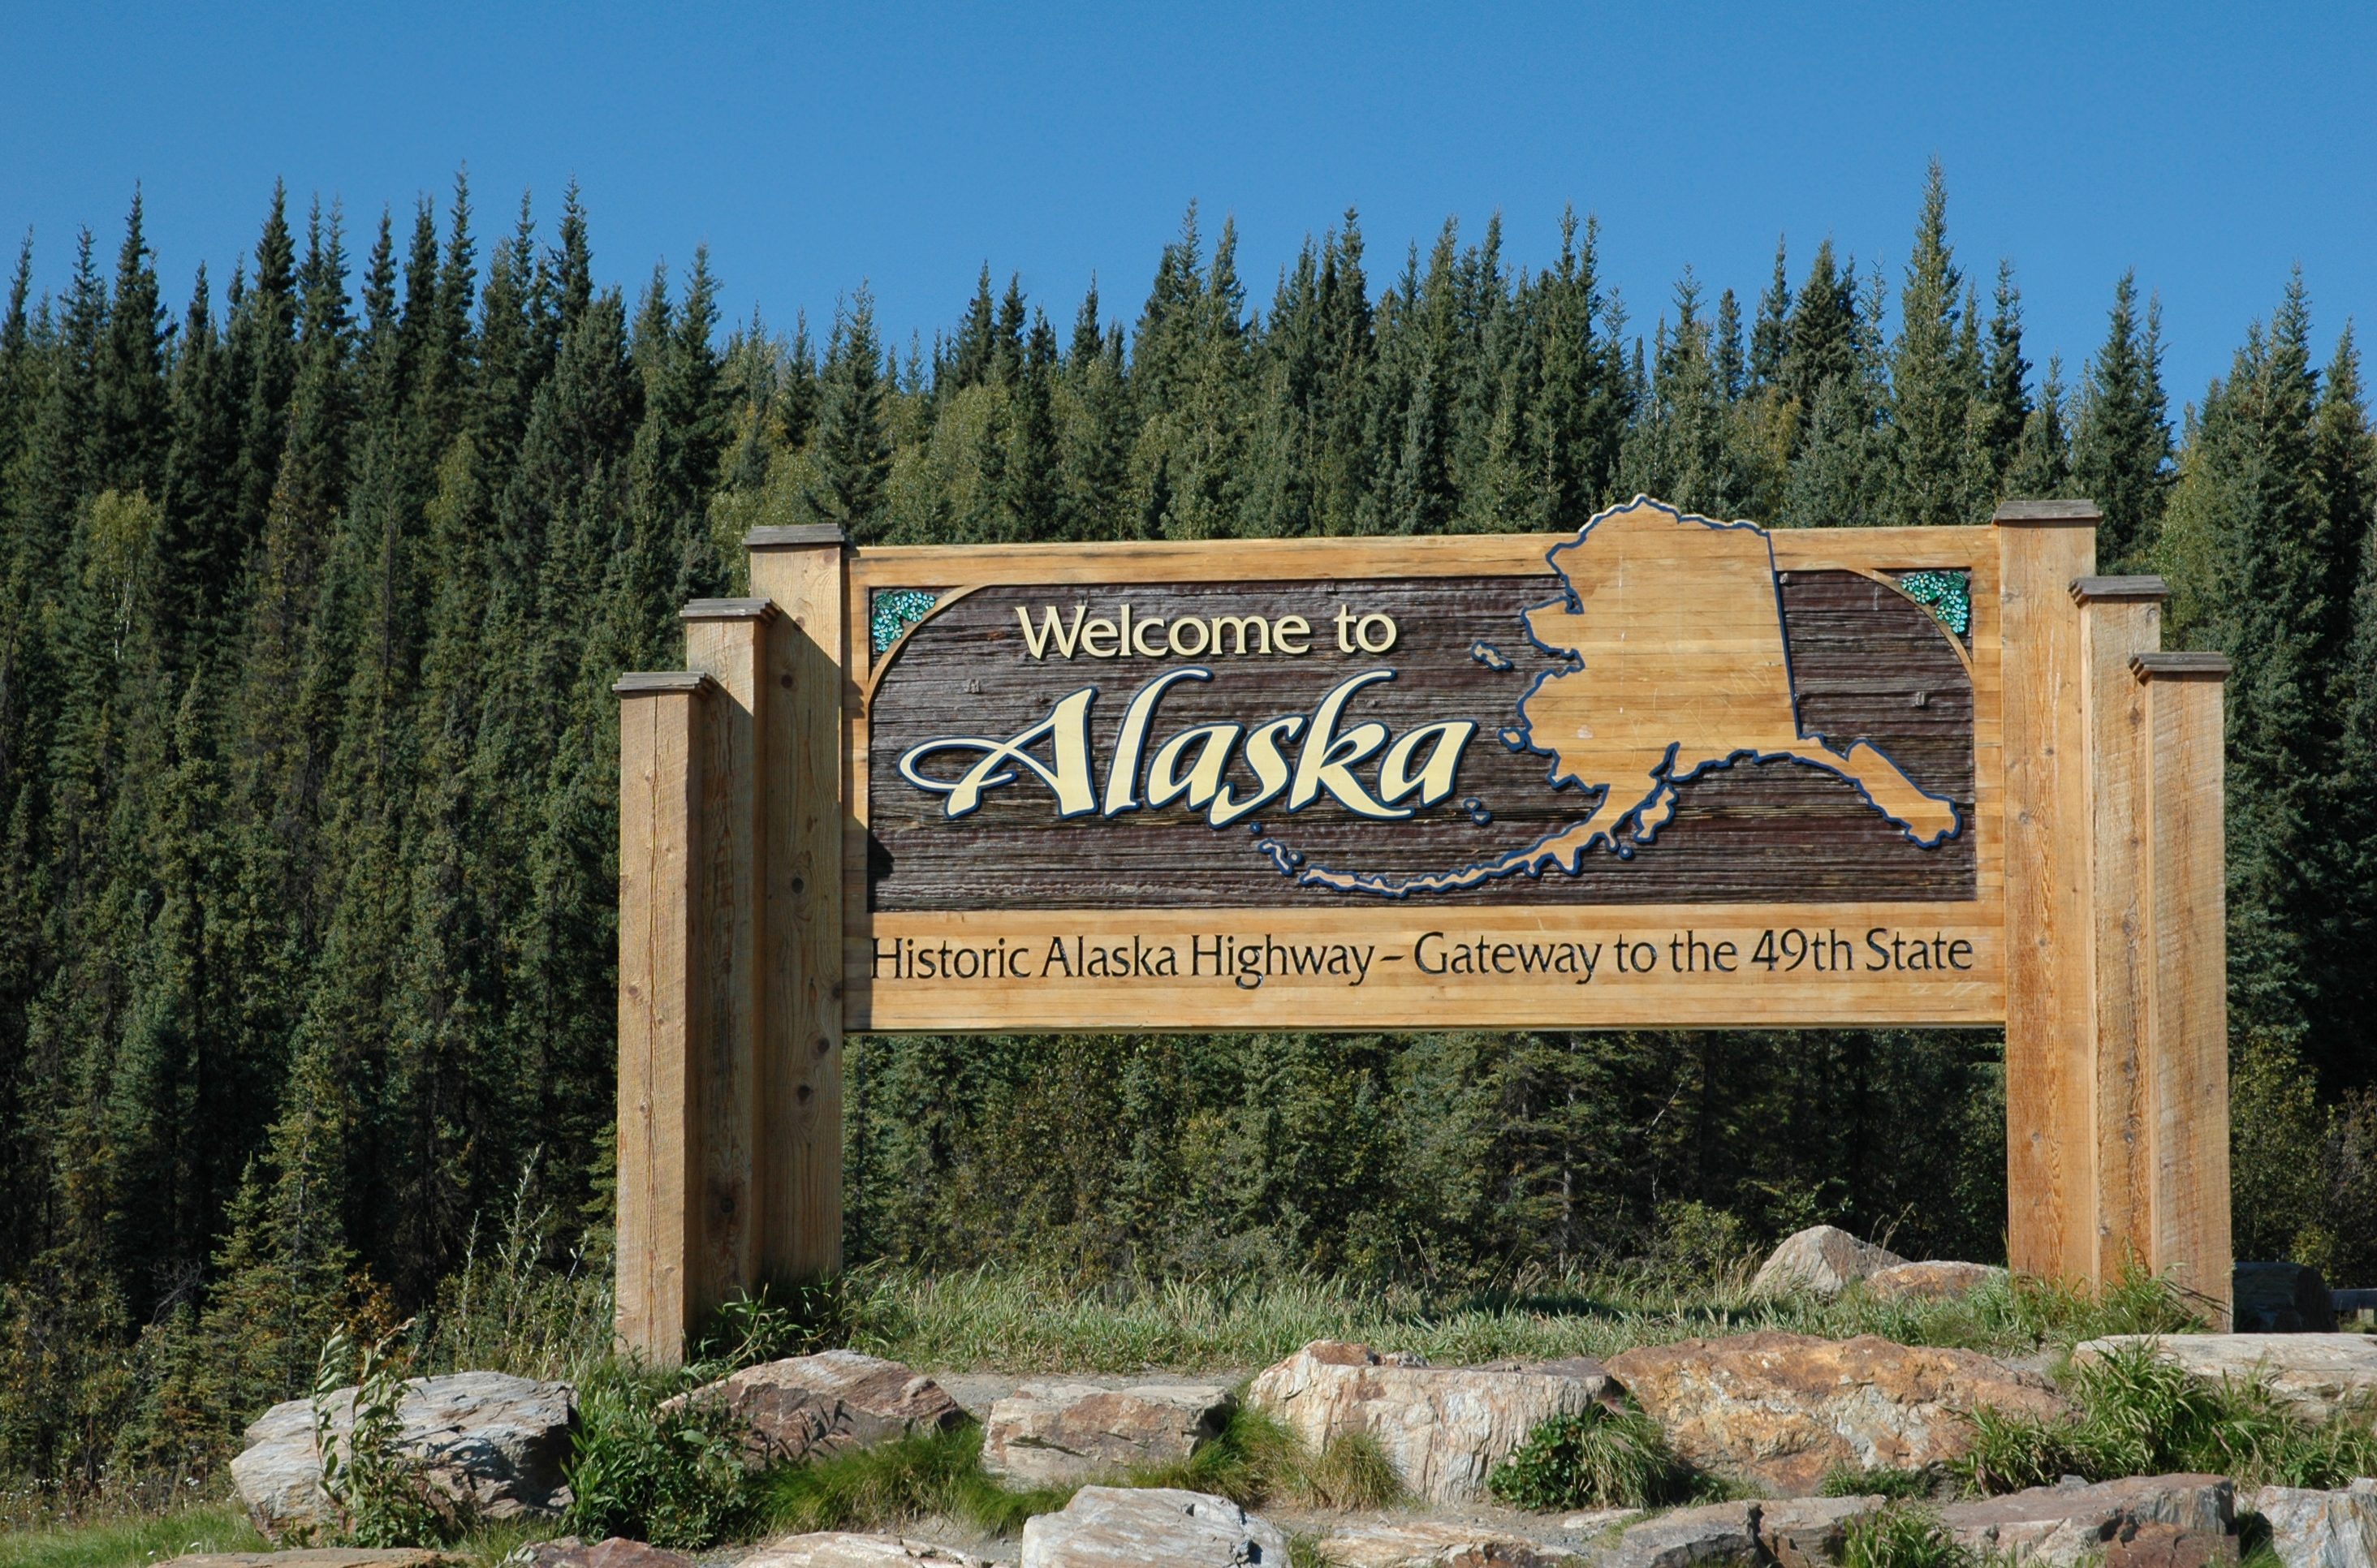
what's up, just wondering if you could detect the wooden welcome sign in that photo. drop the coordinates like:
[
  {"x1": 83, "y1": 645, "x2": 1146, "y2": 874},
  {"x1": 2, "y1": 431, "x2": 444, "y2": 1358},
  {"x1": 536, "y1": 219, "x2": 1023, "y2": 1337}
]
[{"x1": 614, "y1": 498, "x2": 2234, "y2": 1358}]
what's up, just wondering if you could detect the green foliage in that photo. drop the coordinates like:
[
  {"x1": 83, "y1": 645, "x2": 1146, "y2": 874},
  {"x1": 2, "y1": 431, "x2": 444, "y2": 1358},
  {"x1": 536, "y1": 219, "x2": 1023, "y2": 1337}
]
[
  {"x1": 1822, "y1": 1466, "x2": 1939, "y2": 1501},
  {"x1": 559, "y1": 1362, "x2": 755, "y2": 1550},
  {"x1": 1956, "y1": 1339, "x2": 2377, "y2": 1496},
  {"x1": 760, "y1": 1424, "x2": 1068, "y2": 1538},
  {"x1": 1839, "y1": 1505, "x2": 1974, "y2": 1568},
  {"x1": 0, "y1": 1502, "x2": 267, "y2": 1568},
  {"x1": 1486, "y1": 1403, "x2": 1689, "y2": 1511},
  {"x1": 309, "y1": 1325, "x2": 446, "y2": 1548}
]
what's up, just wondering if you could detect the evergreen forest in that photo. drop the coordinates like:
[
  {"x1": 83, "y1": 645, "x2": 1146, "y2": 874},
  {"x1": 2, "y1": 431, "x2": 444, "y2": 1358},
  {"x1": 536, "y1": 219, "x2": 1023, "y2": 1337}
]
[{"x1": 1, "y1": 165, "x2": 2373, "y2": 1488}]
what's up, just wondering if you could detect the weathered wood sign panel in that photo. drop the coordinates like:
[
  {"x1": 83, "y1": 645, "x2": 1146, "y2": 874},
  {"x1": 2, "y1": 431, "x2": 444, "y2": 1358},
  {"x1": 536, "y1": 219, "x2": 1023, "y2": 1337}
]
[
  {"x1": 848, "y1": 501, "x2": 2002, "y2": 1029},
  {"x1": 612, "y1": 495, "x2": 2236, "y2": 1359}
]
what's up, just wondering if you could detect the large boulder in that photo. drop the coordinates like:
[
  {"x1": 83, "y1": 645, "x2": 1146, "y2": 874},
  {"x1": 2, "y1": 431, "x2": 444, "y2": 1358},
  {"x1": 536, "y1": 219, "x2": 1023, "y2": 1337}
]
[
  {"x1": 981, "y1": 1380, "x2": 1235, "y2": 1485},
  {"x1": 1607, "y1": 1501, "x2": 1761, "y2": 1568},
  {"x1": 1934, "y1": 1474, "x2": 2234, "y2": 1568},
  {"x1": 1603, "y1": 1332, "x2": 2066, "y2": 1496},
  {"x1": 2248, "y1": 1479, "x2": 2377, "y2": 1568},
  {"x1": 504, "y1": 1542, "x2": 693, "y2": 1568},
  {"x1": 744, "y1": 1536, "x2": 994, "y2": 1567},
  {"x1": 663, "y1": 1350, "x2": 964, "y2": 1467},
  {"x1": 1864, "y1": 1261, "x2": 2006, "y2": 1304},
  {"x1": 2076, "y1": 1335, "x2": 2377, "y2": 1421},
  {"x1": 1749, "y1": 1227, "x2": 1905, "y2": 1298},
  {"x1": 231, "y1": 1371, "x2": 575, "y2": 1541},
  {"x1": 1019, "y1": 1485, "x2": 1290, "y2": 1566},
  {"x1": 1316, "y1": 1518, "x2": 1580, "y2": 1566},
  {"x1": 1246, "y1": 1340, "x2": 1612, "y2": 1503}
]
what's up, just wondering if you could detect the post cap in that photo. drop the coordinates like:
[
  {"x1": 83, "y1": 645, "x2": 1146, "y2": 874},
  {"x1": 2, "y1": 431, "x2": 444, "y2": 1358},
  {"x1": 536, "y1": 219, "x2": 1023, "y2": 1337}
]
[
  {"x1": 2071, "y1": 575, "x2": 2169, "y2": 604},
  {"x1": 679, "y1": 597, "x2": 780, "y2": 622},
  {"x1": 613, "y1": 670, "x2": 717, "y2": 697},
  {"x1": 1994, "y1": 498, "x2": 2103, "y2": 525},
  {"x1": 2130, "y1": 651, "x2": 2232, "y2": 681},
  {"x1": 746, "y1": 523, "x2": 848, "y2": 549}
]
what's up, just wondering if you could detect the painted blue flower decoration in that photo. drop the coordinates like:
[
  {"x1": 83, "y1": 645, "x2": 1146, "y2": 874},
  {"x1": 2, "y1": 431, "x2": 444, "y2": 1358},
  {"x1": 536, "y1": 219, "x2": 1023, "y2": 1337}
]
[
  {"x1": 1899, "y1": 569, "x2": 1971, "y2": 636},
  {"x1": 871, "y1": 588, "x2": 940, "y2": 654}
]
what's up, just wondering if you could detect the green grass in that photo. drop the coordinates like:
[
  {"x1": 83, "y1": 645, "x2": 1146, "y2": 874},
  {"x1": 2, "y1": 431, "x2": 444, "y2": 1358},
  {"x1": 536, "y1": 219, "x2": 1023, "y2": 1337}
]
[
  {"x1": 0, "y1": 1502, "x2": 266, "y2": 1568},
  {"x1": 760, "y1": 1424, "x2": 1073, "y2": 1538},
  {"x1": 1956, "y1": 1338, "x2": 2377, "y2": 1496},
  {"x1": 1486, "y1": 1403, "x2": 1692, "y2": 1511},
  {"x1": 829, "y1": 1258, "x2": 2200, "y2": 1374},
  {"x1": 1821, "y1": 1464, "x2": 1942, "y2": 1501},
  {"x1": 1838, "y1": 1505, "x2": 1974, "y2": 1568}
]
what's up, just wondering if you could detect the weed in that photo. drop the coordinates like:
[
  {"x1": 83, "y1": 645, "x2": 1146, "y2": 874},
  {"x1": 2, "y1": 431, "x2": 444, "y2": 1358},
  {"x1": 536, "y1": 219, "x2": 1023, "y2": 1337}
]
[
  {"x1": 1839, "y1": 1505, "x2": 1973, "y2": 1568},
  {"x1": 310, "y1": 1325, "x2": 446, "y2": 1547},
  {"x1": 1486, "y1": 1404, "x2": 1689, "y2": 1511},
  {"x1": 1822, "y1": 1465, "x2": 1940, "y2": 1501}
]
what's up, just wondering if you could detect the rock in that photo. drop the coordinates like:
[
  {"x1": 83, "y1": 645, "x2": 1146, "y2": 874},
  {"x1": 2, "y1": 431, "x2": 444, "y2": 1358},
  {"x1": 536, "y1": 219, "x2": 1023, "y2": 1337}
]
[
  {"x1": 1749, "y1": 1227, "x2": 1906, "y2": 1299},
  {"x1": 1603, "y1": 1332, "x2": 2066, "y2": 1496},
  {"x1": 2248, "y1": 1479, "x2": 2377, "y2": 1568},
  {"x1": 1019, "y1": 1485, "x2": 1290, "y2": 1566},
  {"x1": 2107, "y1": 1520, "x2": 2241, "y2": 1568},
  {"x1": 1560, "y1": 1508, "x2": 1644, "y2": 1533},
  {"x1": 1246, "y1": 1340, "x2": 1613, "y2": 1503},
  {"x1": 665, "y1": 1350, "x2": 964, "y2": 1467},
  {"x1": 981, "y1": 1380, "x2": 1236, "y2": 1485},
  {"x1": 506, "y1": 1542, "x2": 693, "y2": 1568},
  {"x1": 744, "y1": 1535, "x2": 995, "y2": 1567},
  {"x1": 1864, "y1": 1261, "x2": 2007, "y2": 1303},
  {"x1": 2236, "y1": 1264, "x2": 2337, "y2": 1333},
  {"x1": 164, "y1": 1553, "x2": 459, "y2": 1567},
  {"x1": 1935, "y1": 1473, "x2": 2234, "y2": 1567},
  {"x1": 1316, "y1": 1518, "x2": 1580, "y2": 1566},
  {"x1": 1756, "y1": 1496, "x2": 1888, "y2": 1568},
  {"x1": 1607, "y1": 1501, "x2": 1761, "y2": 1568},
  {"x1": 231, "y1": 1371, "x2": 576, "y2": 1541},
  {"x1": 2075, "y1": 1334, "x2": 2377, "y2": 1421}
]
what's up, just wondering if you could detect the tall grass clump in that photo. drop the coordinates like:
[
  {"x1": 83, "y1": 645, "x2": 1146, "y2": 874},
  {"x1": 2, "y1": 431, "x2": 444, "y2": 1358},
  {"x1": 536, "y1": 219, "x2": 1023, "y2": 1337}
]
[
  {"x1": 1486, "y1": 1404, "x2": 1693, "y2": 1511},
  {"x1": 1839, "y1": 1505, "x2": 1974, "y2": 1568},
  {"x1": 760, "y1": 1424, "x2": 1071, "y2": 1537},
  {"x1": 1956, "y1": 1340, "x2": 2377, "y2": 1495},
  {"x1": 560, "y1": 1360, "x2": 754, "y2": 1550}
]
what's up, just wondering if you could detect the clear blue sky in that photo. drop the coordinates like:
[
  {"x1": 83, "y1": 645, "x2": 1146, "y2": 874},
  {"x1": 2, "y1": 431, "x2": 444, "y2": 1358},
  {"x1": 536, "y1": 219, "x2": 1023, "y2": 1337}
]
[{"x1": 5, "y1": 2, "x2": 2372, "y2": 408}]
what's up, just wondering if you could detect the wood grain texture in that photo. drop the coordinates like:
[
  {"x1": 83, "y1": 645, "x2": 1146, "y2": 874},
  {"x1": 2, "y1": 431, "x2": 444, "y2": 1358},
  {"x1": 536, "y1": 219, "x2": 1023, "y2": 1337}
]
[
  {"x1": 862, "y1": 571, "x2": 1978, "y2": 909},
  {"x1": 1999, "y1": 515, "x2": 2098, "y2": 1282},
  {"x1": 748, "y1": 538, "x2": 848, "y2": 1282},
  {"x1": 2080, "y1": 592, "x2": 2163, "y2": 1278},
  {"x1": 615, "y1": 682, "x2": 704, "y2": 1359},
  {"x1": 851, "y1": 902, "x2": 2003, "y2": 1031},
  {"x1": 684, "y1": 614, "x2": 768, "y2": 1312},
  {"x1": 2142, "y1": 664, "x2": 2233, "y2": 1325}
]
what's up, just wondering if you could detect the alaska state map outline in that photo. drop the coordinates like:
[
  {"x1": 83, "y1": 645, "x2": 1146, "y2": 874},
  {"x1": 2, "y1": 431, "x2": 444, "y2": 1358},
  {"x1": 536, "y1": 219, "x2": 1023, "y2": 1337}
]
[{"x1": 1279, "y1": 496, "x2": 1963, "y2": 897}]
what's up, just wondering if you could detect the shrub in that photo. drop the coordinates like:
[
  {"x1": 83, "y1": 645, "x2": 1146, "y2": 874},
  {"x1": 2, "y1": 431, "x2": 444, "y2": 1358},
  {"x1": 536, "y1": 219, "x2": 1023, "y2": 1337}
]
[
  {"x1": 561, "y1": 1362, "x2": 754, "y2": 1550},
  {"x1": 308, "y1": 1325, "x2": 446, "y2": 1548},
  {"x1": 760, "y1": 1424, "x2": 1069, "y2": 1538},
  {"x1": 1486, "y1": 1404, "x2": 1688, "y2": 1511}
]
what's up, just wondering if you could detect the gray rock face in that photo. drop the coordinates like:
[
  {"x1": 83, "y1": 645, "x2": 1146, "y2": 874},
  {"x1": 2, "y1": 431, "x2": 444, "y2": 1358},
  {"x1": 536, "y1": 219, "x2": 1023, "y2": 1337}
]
[
  {"x1": 1755, "y1": 1496, "x2": 1889, "y2": 1568},
  {"x1": 1863, "y1": 1261, "x2": 2007, "y2": 1303},
  {"x1": 743, "y1": 1535, "x2": 995, "y2": 1567},
  {"x1": 1246, "y1": 1339, "x2": 1613, "y2": 1503},
  {"x1": 981, "y1": 1380, "x2": 1235, "y2": 1485},
  {"x1": 664, "y1": 1350, "x2": 964, "y2": 1467},
  {"x1": 507, "y1": 1541, "x2": 692, "y2": 1568},
  {"x1": 2248, "y1": 1480, "x2": 2377, "y2": 1568},
  {"x1": 1749, "y1": 1227, "x2": 1906, "y2": 1298},
  {"x1": 231, "y1": 1371, "x2": 575, "y2": 1541},
  {"x1": 1318, "y1": 1518, "x2": 1581, "y2": 1566},
  {"x1": 1607, "y1": 1501, "x2": 1761, "y2": 1568},
  {"x1": 1935, "y1": 1474, "x2": 2234, "y2": 1567},
  {"x1": 164, "y1": 1553, "x2": 459, "y2": 1567},
  {"x1": 1019, "y1": 1485, "x2": 1290, "y2": 1566},
  {"x1": 2076, "y1": 1335, "x2": 2377, "y2": 1422}
]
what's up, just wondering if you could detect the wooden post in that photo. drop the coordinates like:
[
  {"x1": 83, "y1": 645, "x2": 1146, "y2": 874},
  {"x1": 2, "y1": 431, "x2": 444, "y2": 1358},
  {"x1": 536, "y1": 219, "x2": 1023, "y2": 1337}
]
[
  {"x1": 2134, "y1": 651, "x2": 2234, "y2": 1325},
  {"x1": 681, "y1": 600, "x2": 779, "y2": 1316},
  {"x1": 614, "y1": 671, "x2": 711, "y2": 1359},
  {"x1": 1996, "y1": 501, "x2": 2099, "y2": 1282},
  {"x1": 2073, "y1": 576, "x2": 2167, "y2": 1280},
  {"x1": 745, "y1": 525, "x2": 848, "y2": 1281}
]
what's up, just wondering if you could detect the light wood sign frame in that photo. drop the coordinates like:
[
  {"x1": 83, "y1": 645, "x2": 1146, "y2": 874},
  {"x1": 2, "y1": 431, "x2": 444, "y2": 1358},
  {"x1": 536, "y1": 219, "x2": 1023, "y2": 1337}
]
[{"x1": 614, "y1": 497, "x2": 2232, "y2": 1359}]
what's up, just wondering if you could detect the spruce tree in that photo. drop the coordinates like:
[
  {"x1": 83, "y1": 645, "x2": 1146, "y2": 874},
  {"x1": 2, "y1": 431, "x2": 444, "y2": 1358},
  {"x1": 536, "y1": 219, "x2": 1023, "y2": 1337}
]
[
  {"x1": 2071, "y1": 272, "x2": 2173, "y2": 570},
  {"x1": 1886, "y1": 164, "x2": 1970, "y2": 528},
  {"x1": 803, "y1": 289, "x2": 892, "y2": 541}
]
